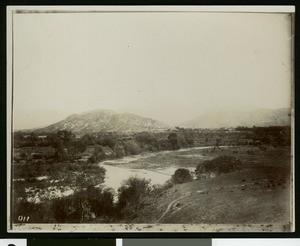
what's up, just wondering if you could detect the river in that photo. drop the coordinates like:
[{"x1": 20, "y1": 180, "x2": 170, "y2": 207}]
[{"x1": 98, "y1": 146, "x2": 222, "y2": 192}]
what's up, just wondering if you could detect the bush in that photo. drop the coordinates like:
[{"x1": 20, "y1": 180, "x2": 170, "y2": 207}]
[
  {"x1": 88, "y1": 145, "x2": 105, "y2": 163},
  {"x1": 135, "y1": 132, "x2": 156, "y2": 144},
  {"x1": 183, "y1": 132, "x2": 194, "y2": 146},
  {"x1": 171, "y1": 168, "x2": 193, "y2": 184},
  {"x1": 123, "y1": 140, "x2": 142, "y2": 155},
  {"x1": 135, "y1": 132, "x2": 159, "y2": 151},
  {"x1": 51, "y1": 195, "x2": 86, "y2": 223},
  {"x1": 100, "y1": 137, "x2": 117, "y2": 149},
  {"x1": 14, "y1": 162, "x2": 43, "y2": 180},
  {"x1": 85, "y1": 186, "x2": 115, "y2": 217},
  {"x1": 113, "y1": 144, "x2": 126, "y2": 158},
  {"x1": 51, "y1": 187, "x2": 115, "y2": 223},
  {"x1": 157, "y1": 139, "x2": 171, "y2": 150},
  {"x1": 195, "y1": 155, "x2": 242, "y2": 179},
  {"x1": 178, "y1": 135, "x2": 189, "y2": 148},
  {"x1": 117, "y1": 177, "x2": 151, "y2": 214}
]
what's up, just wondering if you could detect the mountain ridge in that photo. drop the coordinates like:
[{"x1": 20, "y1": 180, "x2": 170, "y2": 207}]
[
  {"x1": 32, "y1": 108, "x2": 291, "y2": 133},
  {"x1": 180, "y1": 108, "x2": 291, "y2": 129},
  {"x1": 34, "y1": 109, "x2": 168, "y2": 133}
]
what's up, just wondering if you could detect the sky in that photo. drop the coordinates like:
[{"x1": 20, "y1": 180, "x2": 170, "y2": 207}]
[{"x1": 11, "y1": 11, "x2": 293, "y2": 129}]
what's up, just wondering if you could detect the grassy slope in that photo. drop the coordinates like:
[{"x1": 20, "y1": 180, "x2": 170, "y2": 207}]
[{"x1": 131, "y1": 146, "x2": 291, "y2": 225}]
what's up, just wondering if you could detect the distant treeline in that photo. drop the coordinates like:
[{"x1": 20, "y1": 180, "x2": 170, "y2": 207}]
[
  {"x1": 13, "y1": 130, "x2": 196, "y2": 165},
  {"x1": 13, "y1": 126, "x2": 291, "y2": 166},
  {"x1": 236, "y1": 126, "x2": 291, "y2": 146}
]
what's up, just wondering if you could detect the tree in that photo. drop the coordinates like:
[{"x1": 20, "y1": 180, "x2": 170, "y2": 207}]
[
  {"x1": 49, "y1": 130, "x2": 75, "y2": 161},
  {"x1": 212, "y1": 136, "x2": 221, "y2": 152},
  {"x1": 183, "y1": 131, "x2": 194, "y2": 146},
  {"x1": 168, "y1": 133, "x2": 179, "y2": 150}
]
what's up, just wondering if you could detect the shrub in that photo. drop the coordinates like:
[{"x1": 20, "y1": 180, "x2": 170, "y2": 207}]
[
  {"x1": 157, "y1": 139, "x2": 171, "y2": 150},
  {"x1": 183, "y1": 132, "x2": 194, "y2": 146},
  {"x1": 135, "y1": 132, "x2": 156, "y2": 143},
  {"x1": 14, "y1": 162, "x2": 43, "y2": 180},
  {"x1": 171, "y1": 168, "x2": 193, "y2": 184},
  {"x1": 51, "y1": 191, "x2": 95, "y2": 223},
  {"x1": 135, "y1": 132, "x2": 159, "y2": 151},
  {"x1": 117, "y1": 176, "x2": 151, "y2": 216},
  {"x1": 113, "y1": 144, "x2": 126, "y2": 158},
  {"x1": 101, "y1": 137, "x2": 117, "y2": 149},
  {"x1": 88, "y1": 145, "x2": 106, "y2": 163},
  {"x1": 123, "y1": 140, "x2": 142, "y2": 155},
  {"x1": 50, "y1": 187, "x2": 115, "y2": 223},
  {"x1": 195, "y1": 155, "x2": 242, "y2": 179},
  {"x1": 85, "y1": 186, "x2": 115, "y2": 217},
  {"x1": 178, "y1": 135, "x2": 189, "y2": 148}
]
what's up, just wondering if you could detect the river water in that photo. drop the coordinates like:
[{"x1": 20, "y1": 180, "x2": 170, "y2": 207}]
[{"x1": 98, "y1": 146, "x2": 218, "y2": 192}]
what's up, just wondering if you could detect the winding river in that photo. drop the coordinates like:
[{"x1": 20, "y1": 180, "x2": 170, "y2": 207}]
[{"x1": 98, "y1": 146, "x2": 220, "y2": 192}]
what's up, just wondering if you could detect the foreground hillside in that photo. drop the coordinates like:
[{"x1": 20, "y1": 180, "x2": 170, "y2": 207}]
[
  {"x1": 35, "y1": 109, "x2": 167, "y2": 133},
  {"x1": 125, "y1": 146, "x2": 291, "y2": 229}
]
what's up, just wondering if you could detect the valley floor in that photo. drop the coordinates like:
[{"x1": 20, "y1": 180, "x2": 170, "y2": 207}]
[
  {"x1": 116, "y1": 145, "x2": 292, "y2": 227},
  {"x1": 11, "y1": 144, "x2": 293, "y2": 232}
]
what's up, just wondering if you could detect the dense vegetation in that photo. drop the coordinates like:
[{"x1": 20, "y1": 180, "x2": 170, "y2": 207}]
[{"x1": 13, "y1": 126, "x2": 290, "y2": 165}]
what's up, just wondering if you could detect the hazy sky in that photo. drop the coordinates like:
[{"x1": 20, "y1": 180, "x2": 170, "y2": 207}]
[{"x1": 12, "y1": 11, "x2": 292, "y2": 129}]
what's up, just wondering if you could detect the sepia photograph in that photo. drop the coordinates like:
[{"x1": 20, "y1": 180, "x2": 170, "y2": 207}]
[{"x1": 7, "y1": 6, "x2": 294, "y2": 232}]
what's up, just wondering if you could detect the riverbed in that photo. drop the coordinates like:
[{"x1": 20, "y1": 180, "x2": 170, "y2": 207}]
[{"x1": 99, "y1": 146, "x2": 225, "y2": 192}]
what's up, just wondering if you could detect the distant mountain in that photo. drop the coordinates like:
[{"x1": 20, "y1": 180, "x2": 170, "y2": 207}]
[
  {"x1": 34, "y1": 109, "x2": 167, "y2": 133},
  {"x1": 181, "y1": 108, "x2": 291, "y2": 129}
]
